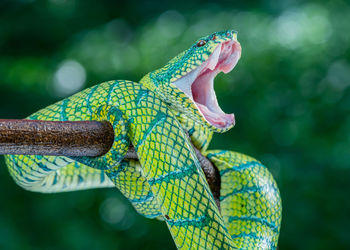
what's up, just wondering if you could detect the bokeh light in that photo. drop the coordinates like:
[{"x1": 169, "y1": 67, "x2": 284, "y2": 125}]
[{"x1": 53, "y1": 60, "x2": 86, "y2": 97}]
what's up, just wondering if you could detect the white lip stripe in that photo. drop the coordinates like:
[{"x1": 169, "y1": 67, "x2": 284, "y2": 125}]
[
  {"x1": 208, "y1": 44, "x2": 222, "y2": 70},
  {"x1": 172, "y1": 66, "x2": 200, "y2": 99}
]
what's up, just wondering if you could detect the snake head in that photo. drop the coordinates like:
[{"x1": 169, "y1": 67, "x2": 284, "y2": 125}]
[{"x1": 141, "y1": 30, "x2": 241, "y2": 132}]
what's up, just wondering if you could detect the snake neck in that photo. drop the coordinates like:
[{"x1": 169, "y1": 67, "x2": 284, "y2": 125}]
[{"x1": 139, "y1": 74, "x2": 213, "y2": 151}]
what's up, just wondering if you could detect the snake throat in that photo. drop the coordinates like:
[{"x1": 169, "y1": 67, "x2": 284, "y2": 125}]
[{"x1": 173, "y1": 40, "x2": 241, "y2": 129}]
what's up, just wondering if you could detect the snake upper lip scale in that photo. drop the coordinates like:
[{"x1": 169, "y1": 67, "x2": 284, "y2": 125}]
[{"x1": 173, "y1": 39, "x2": 241, "y2": 129}]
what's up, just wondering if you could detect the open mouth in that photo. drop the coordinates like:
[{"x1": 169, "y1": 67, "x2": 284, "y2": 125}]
[{"x1": 173, "y1": 40, "x2": 241, "y2": 128}]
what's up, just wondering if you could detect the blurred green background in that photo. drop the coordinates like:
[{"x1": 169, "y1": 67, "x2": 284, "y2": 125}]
[{"x1": 0, "y1": 0, "x2": 349, "y2": 249}]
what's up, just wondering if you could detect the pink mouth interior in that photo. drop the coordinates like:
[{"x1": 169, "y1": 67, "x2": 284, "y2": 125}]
[{"x1": 173, "y1": 40, "x2": 241, "y2": 128}]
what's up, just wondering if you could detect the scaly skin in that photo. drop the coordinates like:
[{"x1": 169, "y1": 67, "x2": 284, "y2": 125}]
[{"x1": 5, "y1": 30, "x2": 281, "y2": 249}]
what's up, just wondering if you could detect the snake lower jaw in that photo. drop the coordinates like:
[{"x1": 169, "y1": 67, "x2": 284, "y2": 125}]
[{"x1": 196, "y1": 102, "x2": 235, "y2": 128}]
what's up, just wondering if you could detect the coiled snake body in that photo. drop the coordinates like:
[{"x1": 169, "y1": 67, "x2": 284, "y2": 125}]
[{"x1": 5, "y1": 31, "x2": 281, "y2": 249}]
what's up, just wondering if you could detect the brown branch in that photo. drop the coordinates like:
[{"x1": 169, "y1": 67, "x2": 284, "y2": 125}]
[
  {"x1": 0, "y1": 119, "x2": 220, "y2": 208},
  {"x1": 0, "y1": 119, "x2": 115, "y2": 157}
]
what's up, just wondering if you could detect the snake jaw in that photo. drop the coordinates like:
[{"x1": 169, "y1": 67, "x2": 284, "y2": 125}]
[{"x1": 173, "y1": 40, "x2": 241, "y2": 129}]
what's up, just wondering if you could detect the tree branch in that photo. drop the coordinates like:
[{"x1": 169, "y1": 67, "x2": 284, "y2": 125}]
[{"x1": 0, "y1": 119, "x2": 115, "y2": 156}]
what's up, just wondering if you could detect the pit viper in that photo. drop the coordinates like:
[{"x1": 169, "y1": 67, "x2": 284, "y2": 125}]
[{"x1": 5, "y1": 30, "x2": 281, "y2": 249}]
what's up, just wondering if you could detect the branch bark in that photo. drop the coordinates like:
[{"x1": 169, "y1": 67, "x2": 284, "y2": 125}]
[{"x1": 0, "y1": 119, "x2": 115, "y2": 156}]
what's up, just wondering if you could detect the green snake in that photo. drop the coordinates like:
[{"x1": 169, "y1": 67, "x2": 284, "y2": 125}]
[{"x1": 5, "y1": 30, "x2": 281, "y2": 249}]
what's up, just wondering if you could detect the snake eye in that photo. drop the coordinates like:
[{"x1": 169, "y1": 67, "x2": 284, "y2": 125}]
[{"x1": 196, "y1": 40, "x2": 206, "y2": 47}]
